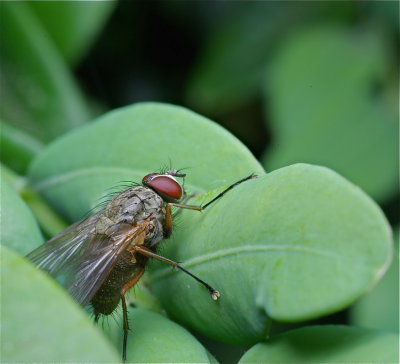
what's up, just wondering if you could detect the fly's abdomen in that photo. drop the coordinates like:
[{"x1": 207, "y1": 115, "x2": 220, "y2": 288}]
[
  {"x1": 91, "y1": 259, "x2": 143, "y2": 315},
  {"x1": 91, "y1": 283, "x2": 121, "y2": 315}
]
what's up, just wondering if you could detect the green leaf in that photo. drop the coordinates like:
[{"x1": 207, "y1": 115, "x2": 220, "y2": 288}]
[
  {"x1": 1, "y1": 245, "x2": 120, "y2": 363},
  {"x1": 28, "y1": 102, "x2": 265, "y2": 221},
  {"x1": 186, "y1": 3, "x2": 354, "y2": 114},
  {"x1": 0, "y1": 120, "x2": 43, "y2": 174},
  {"x1": 350, "y1": 230, "x2": 399, "y2": 332},
  {"x1": 262, "y1": 24, "x2": 398, "y2": 202},
  {"x1": 149, "y1": 164, "x2": 392, "y2": 344},
  {"x1": 103, "y1": 307, "x2": 215, "y2": 363},
  {"x1": 0, "y1": 176, "x2": 43, "y2": 255},
  {"x1": 0, "y1": 2, "x2": 90, "y2": 142},
  {"x1": 28, "y1": 1, "x2": 116, "y2": 65},
  {"x1": 238, "y1": 326, "x2": 399, "y2": 363}
]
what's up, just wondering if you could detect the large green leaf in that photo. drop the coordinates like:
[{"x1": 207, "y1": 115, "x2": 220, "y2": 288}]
[
  {"x1": 149, "y1": 164, "x2": 392, "y2": 344},
  {"x1": 0, "y1": 2, "x2": 90, "y2": 142},
  {"x1": 28, "y1": 1, "x2": 116, "y2": 65},
  {"x1": 0, "y1": 176, "x2": 43, "y2": 255},
  {"x1": 262, "y1": 24, "x2": 398, "y2": 202},
  {"x1": 1, "y1": 245, "x2": 120, "y2": 363},
  {"x1": 103, "y1": 307, "x2": 215, "y2": 363},
  {"x1": 238, "y1": 325, "x2": 399, "y2": 363},
  {"x1": 28, "y1": 102, "x2": 265, "y2": 221}
]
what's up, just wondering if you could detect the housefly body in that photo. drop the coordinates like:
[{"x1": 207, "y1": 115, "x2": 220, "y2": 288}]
[{"x1": 27, "y1": 170, "x2": 256, "y2": 361}]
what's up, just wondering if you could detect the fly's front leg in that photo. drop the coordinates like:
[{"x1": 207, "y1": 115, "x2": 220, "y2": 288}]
[
  {"x1": 163, "y1": 204, "x2": 173, "y2": 238},
  {"x1": 164, "y1": 175, "x2": 256, "y2": 235},
  {"x1": 169, "y1": 174, "x2": 257, "y2": 212},
  {"x1": 164, "y1": 193, "x2": 200, "y2": 238},
  {"x1": 120, "y1": 267, "x2": 145, "y2": 362},
  {"x1": 172, "y1": 193, "x2": 199, "y2": 217}
]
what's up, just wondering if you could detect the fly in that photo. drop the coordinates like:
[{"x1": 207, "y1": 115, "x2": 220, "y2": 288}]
[{"x1": 26, "y1": 170, "x2": 256, "y2": 361}]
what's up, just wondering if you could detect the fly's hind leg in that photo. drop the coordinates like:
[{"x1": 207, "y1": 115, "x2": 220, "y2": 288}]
[
  {"x1": 121, "y1": 267, "x2": 146, "y2": 296},
  {"x1": 120, "y1": 267, "x2": 145, "y2": 362},
  {"x1": 120, "y1": 295, "x2": 129, "y2": 362}
]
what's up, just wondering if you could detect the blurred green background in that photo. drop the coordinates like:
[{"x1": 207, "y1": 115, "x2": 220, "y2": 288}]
[
  {"x1": 1, "y1": 1, "x2": 398, "y2": 208},
  {"x1": 1, "y1": 1, "x2": 398, "y2": 363}
]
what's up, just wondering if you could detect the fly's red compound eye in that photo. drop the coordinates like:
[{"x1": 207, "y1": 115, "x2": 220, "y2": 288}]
[
  {"x1": 142, "y1": 174, "x2": 183, "y2": 202},
  {"x1": 142, "y1": 173, "x2": 157, "y2": 184}
]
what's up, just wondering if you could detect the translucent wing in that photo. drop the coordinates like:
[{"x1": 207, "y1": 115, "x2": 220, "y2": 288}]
[
  {"x1": 27, "y1": 212, "x2": 101, "y2": 277},
  {"x1": 27, "y1": 214, "x2": 149, "y2": 306}
]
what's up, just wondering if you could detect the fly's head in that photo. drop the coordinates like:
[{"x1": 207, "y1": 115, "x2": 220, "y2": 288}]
[{"x1": 142, "y1": 170, "x2": 186, "y2": 203}]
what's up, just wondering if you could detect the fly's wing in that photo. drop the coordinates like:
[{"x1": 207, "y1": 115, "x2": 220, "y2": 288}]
[
  {"x1": 27, "y1": 215, "x2": 150, "y2": 306},
  {"x1": 64, "y1": 220, "x2": 150, "y2": 306},
  {"x1": 26, "y1": 212, "x2": 101, "y2": 277}
]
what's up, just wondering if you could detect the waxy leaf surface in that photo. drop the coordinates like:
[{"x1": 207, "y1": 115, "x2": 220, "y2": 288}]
[
  {"x1": 0, "y1": 177, "x2": 43, "y2": 255},
  {"x1": 104, "y1": 308, "x2": 216, "y2": 363},
  {"x1": 238, "y1": 325, "x2": 399, "y2": 363},
  {"x1": 29, "y1": 102, "x2": 265, "y2": 220},
  {"x1": 149, "y1": 164, "x2": 392, "y2": 344},
  {"x1": 1, "y1": 245, "x2": 120, "y2": 363}
]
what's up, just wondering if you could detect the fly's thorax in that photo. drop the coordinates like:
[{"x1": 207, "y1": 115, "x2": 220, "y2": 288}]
[{"x1": 95, "y1": 185, "x2": 166, "y2": 246}]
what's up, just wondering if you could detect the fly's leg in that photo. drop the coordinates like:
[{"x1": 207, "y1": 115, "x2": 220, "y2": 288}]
[
  {"x1": 169, "y1": 174, "x2": 257, "y2": 211},
  {"x1": 120, "y1": 294, "x2": 129, "y2": 362},
  {"x1": 121, "y1": 267, "x2": 146, "y2": 296},
  {"x1": 164, "y1": 193, "x2": 201, "y2": 238},
  {"x1": 134, "y1": 245, "x2": 220, "y2": 300},
  {"x1": 164, "y1": 175, "x2": 256, "y2": 237},
  {"x1": 163, "y1": 204, "x2": 173, "y2": 238},
  {"x1": 120, "y1": 267, "x2": 146, "y2": 362},
  {"x1": 172, "y1": 193, "x2": 199, "y2": 217}
]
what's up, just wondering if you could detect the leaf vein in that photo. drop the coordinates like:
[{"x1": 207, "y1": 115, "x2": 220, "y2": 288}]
[{"x1": 149, "y1": 244, "x2": 342, "y2": 281}]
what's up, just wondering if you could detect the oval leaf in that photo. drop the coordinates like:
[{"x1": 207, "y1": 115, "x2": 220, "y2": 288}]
[
  {"x1": 103, "y1": 307, "x2": 214, "y2": 363},
  {"x1": 262, "y1": 24, "x2": 398, "y2": 202},
  {"x1": 29, "y1": 102, "x2": 265, "y2": 221},
  {"x1": 1, "y1": 245, "x2": 120, "y2": 363},
  {"x1": 238, "y1": 325, "x2": 399, "y2": 363},
  {"x1": 148, "y1": 164, "x2": 392, "y2": 344},
  {"x1": 0, "y1": 177, "x2": 43, "y2": 254}
]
